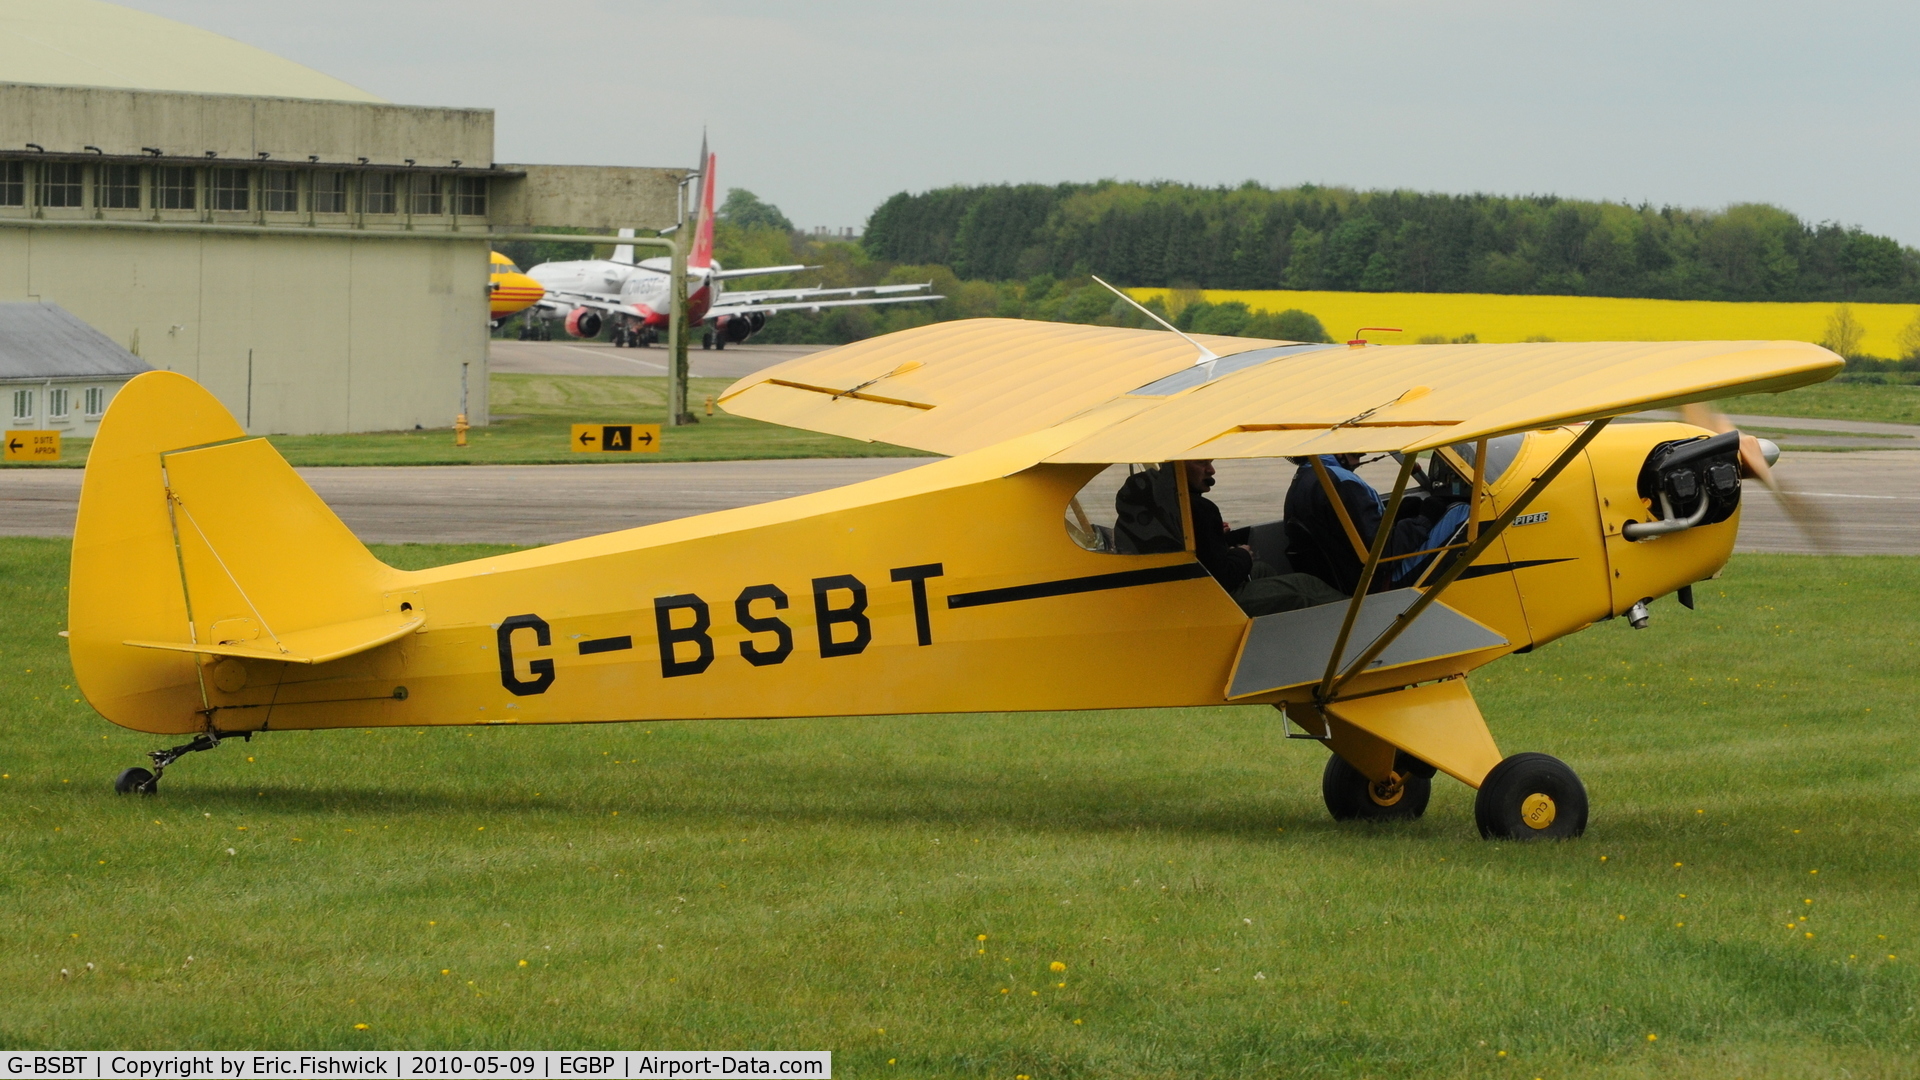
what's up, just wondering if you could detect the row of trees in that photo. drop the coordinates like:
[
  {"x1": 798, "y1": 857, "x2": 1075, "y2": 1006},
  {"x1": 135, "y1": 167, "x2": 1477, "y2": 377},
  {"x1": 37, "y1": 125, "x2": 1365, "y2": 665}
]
[
  {"x1": 862, "y1": 182, "x2": 1920, "y2": 303},
  {"x1": 495, "y1": 186, "x2": 1920, "y2": 360}
]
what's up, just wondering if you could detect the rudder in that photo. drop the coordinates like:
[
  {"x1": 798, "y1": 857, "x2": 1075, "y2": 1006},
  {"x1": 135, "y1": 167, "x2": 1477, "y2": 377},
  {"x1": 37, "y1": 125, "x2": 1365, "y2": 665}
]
[{"x1": 70, "y1": 372, "x2": 401, "y2": 734}]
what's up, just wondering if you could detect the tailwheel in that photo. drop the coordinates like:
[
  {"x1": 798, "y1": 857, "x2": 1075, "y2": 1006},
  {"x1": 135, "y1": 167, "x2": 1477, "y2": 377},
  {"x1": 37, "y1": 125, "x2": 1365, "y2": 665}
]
[
  {"x1": 1474, "y1": 753, "x2": 1588, "y2": 840},
  {"x1": 1322, "y1": 753, "x2": 1430, "y2": 821},
  {"x1": 114, "y1": 767, "x2": 157, "y2": 795}
]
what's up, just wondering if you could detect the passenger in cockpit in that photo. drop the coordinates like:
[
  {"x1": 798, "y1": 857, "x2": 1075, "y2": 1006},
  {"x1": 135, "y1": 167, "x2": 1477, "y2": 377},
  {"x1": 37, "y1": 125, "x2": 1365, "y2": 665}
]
[
  {"x1": 1175, "y1": 460, "x2": 1344, "y2": 615},
  {"x1": 1284, "y1": 454, "x2": 1446, "y2": 595}
]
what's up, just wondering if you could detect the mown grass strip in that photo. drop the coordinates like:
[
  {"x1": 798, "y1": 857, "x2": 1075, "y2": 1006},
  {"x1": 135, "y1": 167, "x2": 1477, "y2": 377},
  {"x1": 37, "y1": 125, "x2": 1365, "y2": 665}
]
[{"x1": 0, "y1": 540, "x2": 1914, "y2": 1075}]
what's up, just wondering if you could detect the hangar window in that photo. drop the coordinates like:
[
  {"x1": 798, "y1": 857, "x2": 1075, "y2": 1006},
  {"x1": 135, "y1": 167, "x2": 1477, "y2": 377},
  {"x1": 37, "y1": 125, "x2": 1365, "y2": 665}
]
[
  {"x1": 262, "y1": 170, "x2": 298, "y2": 213},
  {"x1": 210, "y1": 168, "x2": 249, "y2": 211},
  {"x1": 313, "y1": 172, "x2": 348, "y2": 214},
  {"x1": 37, "y1": 162, "x2": 84, "y2": 208},
  {"x1": 154, "y1": 167, "x2": 196, "y2": 210},
  {"x1": 363, "y1": 173, "x2": 396, "y2": 215},
  {"x1": 11, "y1": 389, "x2": 32, "y2": 423},
  {"x1": 97, "y1": 164, "x2": 140, "y2": 209},
  {"x1": 46, "y1": 388, "x2": 69, "y2": 421},
  {"x1": 84, "y1": 387, "x2": 106, "y2": 417},
  {"x1": 411, "y1": 174, "x2": 443, "y2": 216},
  {"x1": 0, "y1": 161, "x2": 21, "y2": 206},
  {"x1": 454, "y1": 177, "x2": 487, "y2": 216}
]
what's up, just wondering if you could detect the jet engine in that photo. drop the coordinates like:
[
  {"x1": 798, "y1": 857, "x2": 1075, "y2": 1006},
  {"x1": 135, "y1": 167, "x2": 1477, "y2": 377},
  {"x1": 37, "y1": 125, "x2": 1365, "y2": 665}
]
[
  {"x1": 565, "y1": 308, "x2": 603, "y2": 339},
  {"x1": 715, "y1": 312, "x2": 766, "y2": 344}
]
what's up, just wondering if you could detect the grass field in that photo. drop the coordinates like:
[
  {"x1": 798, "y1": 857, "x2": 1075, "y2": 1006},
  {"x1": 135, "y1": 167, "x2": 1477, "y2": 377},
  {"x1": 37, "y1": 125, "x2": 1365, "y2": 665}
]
[
  {"x1": 1718, "y1": 380, "x2": 1920, "y2": 427},
  {"x1": 4, "y1": 376, "x2": 922, "y2": 470},
  {"x1": 2, "y1": 537, "x2": 1915, "y2": 1074}
]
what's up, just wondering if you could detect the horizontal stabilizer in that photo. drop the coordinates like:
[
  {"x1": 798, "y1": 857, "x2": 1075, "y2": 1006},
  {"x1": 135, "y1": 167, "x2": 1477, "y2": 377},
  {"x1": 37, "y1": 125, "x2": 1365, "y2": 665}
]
[
  {"x1": 126, "y1": 611, "x2": 422, "y2": 666},
  {"x1": 1227, "y1": 588, "x2": 1507, "y2": 699}
]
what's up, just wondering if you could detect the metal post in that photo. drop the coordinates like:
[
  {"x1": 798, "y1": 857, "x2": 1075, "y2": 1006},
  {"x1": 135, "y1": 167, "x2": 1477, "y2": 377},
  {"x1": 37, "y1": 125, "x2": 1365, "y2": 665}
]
[{"x1": 668, "y1": 238, "x2": 693, "y2": 425}]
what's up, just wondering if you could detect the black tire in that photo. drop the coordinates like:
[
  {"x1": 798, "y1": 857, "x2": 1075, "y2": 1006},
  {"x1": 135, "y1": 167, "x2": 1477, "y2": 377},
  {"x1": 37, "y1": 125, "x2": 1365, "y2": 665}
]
[
  {"x1": 1475, "y1": 753, "x2": 1587, "y2": 840},
  {"x1": 114, "y1": 767, "x2": 156, "y2": 795},
  {"x1": 1322, "y1": 753, "x2": 1430, "y2": 821}
]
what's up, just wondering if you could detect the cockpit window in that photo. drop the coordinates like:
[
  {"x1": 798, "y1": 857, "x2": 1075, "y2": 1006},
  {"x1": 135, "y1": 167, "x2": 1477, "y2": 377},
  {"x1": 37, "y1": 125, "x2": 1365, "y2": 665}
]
[
  {"x1": 493, "y1": 260, "x2": 521, "y2": 275},
  {"x1": 1065, "y1": 464, "x2": 1185, "y2": 554},
  {"x1": 1451, "y1": 434, "x2": 1524, "y2": 485},
  {"x1": 1128, "y1": 343, "x2": 1338, "y2": 397}
]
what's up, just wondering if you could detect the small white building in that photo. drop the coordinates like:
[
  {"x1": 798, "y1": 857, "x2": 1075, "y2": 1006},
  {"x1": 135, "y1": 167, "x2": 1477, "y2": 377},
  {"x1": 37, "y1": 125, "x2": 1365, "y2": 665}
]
[{"x1": 1, "y1": 302, "x2": 151, "y2": 439}]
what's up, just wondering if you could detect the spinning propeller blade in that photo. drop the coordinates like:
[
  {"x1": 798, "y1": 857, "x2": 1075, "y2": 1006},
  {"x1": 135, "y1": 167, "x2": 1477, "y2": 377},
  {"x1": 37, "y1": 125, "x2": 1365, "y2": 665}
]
[{"x1": 1679, "y1": 403, "x2": 1836, "y2": 550}]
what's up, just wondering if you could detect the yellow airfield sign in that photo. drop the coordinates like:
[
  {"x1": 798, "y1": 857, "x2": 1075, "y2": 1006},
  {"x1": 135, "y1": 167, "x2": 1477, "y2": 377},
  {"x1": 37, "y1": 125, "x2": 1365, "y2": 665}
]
[
  {"x1": 571, "y1": 423, "x2": 661, "y2": 453},
  {"x1": 4, "y1": 430, "x2": 60, "y2": 462}
]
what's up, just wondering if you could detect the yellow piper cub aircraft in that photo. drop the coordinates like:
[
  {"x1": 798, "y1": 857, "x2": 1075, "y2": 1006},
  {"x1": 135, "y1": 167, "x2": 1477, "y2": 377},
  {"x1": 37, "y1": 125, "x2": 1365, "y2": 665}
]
[{"x1": 69, "y1": 319, "x2": 1839, "y2": 839}]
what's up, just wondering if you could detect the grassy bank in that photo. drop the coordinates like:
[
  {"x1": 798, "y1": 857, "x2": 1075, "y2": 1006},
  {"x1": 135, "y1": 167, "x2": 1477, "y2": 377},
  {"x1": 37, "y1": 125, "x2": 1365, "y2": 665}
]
[
  {"x1": 1, "y1": 538, "x2": 1915, "y2": 1073},
  {"x1": 0, "y1": 376, "x2": 921, "y2": 470},
  {"x1": 265, "y1": 375, "x2": 922, "y2": 466}
]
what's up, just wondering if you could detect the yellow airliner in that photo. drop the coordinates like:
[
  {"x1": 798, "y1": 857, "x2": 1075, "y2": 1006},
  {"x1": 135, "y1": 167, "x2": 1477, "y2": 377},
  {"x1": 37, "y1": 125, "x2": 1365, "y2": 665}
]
[
  {"x1": 68, "y1": 319, "x2": 1839, "y2": 838},
  {"x1": 488, "y1": 251, "x2": 545, "y2": 324}
]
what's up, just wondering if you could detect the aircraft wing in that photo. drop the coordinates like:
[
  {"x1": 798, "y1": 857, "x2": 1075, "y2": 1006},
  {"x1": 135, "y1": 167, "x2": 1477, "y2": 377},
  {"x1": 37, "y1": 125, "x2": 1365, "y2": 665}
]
[
  {"x1": 716, "y1": 318, "x2": 1842, "y2": 459},
  {"x1": 721, "y1": 282, "x2": 935, "y2": 305},
  {"x1": 532, "y1": 293, "x2": 650, "y2": 319},
  {"x1": 708, "y1": 294, "x2": 943, "y2": 321},
  {"x1": 713, "y1": 264, "x2": 813, "y2": 281}
]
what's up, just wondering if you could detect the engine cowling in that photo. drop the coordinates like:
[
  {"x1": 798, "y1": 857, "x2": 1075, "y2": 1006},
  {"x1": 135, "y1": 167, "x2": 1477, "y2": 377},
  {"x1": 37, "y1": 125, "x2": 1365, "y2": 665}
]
[
  {"x1": 716, "y1": 311, "x2": 765, "y2": 343},
  {"x1": 564, "y1": 308, "x2": 603, "y2": 339}
]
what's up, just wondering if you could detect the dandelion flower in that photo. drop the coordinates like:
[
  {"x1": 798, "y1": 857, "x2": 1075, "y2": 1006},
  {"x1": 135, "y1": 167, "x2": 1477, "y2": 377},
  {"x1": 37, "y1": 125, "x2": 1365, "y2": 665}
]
[
  {"x1": 519, "y1": 959, "x2": 528, "y2": 967},
  {"x1": 1073, "y1": 1018, "x2": 1083, "y2": 1025},
  {"x1": 1647, "y1": 1034, "x2": 1658, "y2": 1042},
  {"x1": 1050, "y1": 961, "x2": 1066, "y2": 973},
  {"x1": 977, "y1": 934, "x2": 987, "y2": 941},
  {"x1": 354, "y1": 1024, "x2": 369, "y2": 1031}
]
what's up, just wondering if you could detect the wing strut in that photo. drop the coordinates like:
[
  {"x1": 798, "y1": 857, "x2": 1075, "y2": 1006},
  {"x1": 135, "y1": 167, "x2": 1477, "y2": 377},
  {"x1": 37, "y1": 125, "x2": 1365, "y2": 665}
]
[
  {"x1": 1318, "y1": 418, "x2": 1612, "y2": 702},
  {"x1": 1317, "y1": 454, "x2": 1418, "y2": 695}
]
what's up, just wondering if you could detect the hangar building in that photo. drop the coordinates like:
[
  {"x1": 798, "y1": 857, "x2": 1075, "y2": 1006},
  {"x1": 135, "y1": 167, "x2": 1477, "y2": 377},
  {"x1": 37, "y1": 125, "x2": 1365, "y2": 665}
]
[{"x1": 0, "y1": 0, "x2": 683, "y2": 435}]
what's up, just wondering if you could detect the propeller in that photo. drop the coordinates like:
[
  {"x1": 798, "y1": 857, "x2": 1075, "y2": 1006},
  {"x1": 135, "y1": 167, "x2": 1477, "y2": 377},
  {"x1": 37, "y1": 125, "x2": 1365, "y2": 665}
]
[{"x1": 1679, "y1": 403, "x2": 1835, "y2": 550}]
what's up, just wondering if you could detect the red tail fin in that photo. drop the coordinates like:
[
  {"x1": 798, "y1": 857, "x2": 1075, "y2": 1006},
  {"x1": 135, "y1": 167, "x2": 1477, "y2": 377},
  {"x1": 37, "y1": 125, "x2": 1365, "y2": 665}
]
[{"x1": 691, "y1": 152, "x2": 716, "y2": 269}]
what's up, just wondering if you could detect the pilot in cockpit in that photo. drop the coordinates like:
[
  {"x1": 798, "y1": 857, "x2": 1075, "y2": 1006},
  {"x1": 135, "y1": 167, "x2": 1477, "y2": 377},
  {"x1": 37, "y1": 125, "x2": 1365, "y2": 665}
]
[
  {"x1": 1284, "y1": 453, "x2": 1473, "y2": 596},
  {"x1": 1113, "y1": 460, "x2": 1345, "y2": 616}
]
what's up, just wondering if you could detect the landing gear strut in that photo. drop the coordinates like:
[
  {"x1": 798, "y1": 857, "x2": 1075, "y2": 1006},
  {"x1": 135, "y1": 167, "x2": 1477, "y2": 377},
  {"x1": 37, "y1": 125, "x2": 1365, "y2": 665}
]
[{"x1": 113, "y1": 730, "x2": 249, "y2": 795}]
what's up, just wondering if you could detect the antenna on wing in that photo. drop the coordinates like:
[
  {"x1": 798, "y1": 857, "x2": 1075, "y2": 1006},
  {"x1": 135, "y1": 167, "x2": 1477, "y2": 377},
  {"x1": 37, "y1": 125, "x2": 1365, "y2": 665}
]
[{"x1": 1090, "y1": 275, "x2": 1218, "y2": 364}]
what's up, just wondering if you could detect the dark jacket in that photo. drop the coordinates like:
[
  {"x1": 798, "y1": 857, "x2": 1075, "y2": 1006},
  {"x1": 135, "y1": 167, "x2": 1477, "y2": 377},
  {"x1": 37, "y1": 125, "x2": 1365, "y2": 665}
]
[
  {"x1": 1285, "y1": 457, "x2": 1427, "y2": 595},
  {"x1": 1189, "y1": 489, "x2": 1252, "y2": 592}
]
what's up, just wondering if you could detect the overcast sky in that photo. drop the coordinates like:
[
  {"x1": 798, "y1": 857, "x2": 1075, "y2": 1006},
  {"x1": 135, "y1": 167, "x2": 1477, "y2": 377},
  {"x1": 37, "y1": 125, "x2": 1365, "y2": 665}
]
[{"x1": 120, "y1": 0, "x2": 1920, "y2": 245}]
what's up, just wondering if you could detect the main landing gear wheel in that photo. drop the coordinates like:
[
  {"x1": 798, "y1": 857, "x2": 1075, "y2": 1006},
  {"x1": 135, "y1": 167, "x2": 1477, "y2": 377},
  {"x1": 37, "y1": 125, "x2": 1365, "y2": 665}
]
[
  {"x1": 114, "y1": 767, "x2": 156, "y2": 795},
  {"x1": 1322, "y1": 753, "x2": 1431, "y2": 821},
  {"x1": 1475, "y1": 753, "x2": 1588, "y2": 840}
]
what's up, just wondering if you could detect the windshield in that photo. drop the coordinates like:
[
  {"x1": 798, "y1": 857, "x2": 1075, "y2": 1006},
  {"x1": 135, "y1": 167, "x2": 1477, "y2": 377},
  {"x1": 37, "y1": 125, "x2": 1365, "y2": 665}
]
[{"x1": 1128, "y1": 343, "x2": 1338, "y2": 396}]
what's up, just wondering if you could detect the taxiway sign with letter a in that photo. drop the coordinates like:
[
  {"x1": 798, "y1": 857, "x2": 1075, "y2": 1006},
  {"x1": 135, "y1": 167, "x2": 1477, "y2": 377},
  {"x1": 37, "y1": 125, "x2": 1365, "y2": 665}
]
[
  {"x1": 4, "y1": 430, "x2": 60, "y2": 462},
  {"x1": 571, "y1": 424, "x2": 661, "y2": 454}
]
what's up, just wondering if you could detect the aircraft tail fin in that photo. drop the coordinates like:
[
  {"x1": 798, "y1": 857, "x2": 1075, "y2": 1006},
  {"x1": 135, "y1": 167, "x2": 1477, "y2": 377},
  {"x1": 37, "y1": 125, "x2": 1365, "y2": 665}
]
[
  {"x1": 612, "y1": 227, "x2": 635, "y2": 265},
  {"x1": 69, "y1": 372, "x2": 404, "y2": 734},
  {"x1": 690, "y1": 149, "x2": 716, "y2": 270}
]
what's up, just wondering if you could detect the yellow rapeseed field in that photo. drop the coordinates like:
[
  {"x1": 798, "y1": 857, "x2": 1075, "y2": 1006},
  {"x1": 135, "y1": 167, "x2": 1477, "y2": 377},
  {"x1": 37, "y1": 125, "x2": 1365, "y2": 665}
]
[{"x1": 1128, "y1": 288, "x2": 1920, "y2": 356}]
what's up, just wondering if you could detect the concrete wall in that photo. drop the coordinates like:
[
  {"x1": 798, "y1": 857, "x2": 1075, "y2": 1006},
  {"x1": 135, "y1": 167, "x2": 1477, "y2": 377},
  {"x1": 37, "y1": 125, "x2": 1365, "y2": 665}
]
[
  {"x1": 0, "y1": 226, "x2": 489, "y2": 434},
  {"x1": 0, "y1": 83, "x2": 492, "y2": 167},
  {"x1": 492, "y1": 164, "x2": 685, "y2": 232}
]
